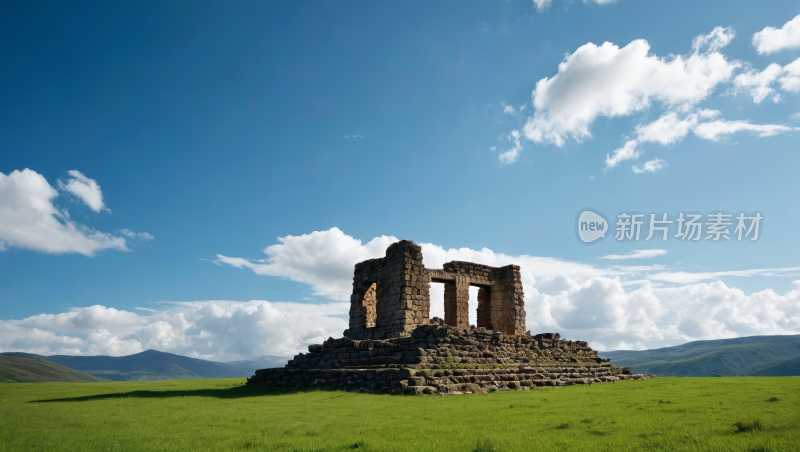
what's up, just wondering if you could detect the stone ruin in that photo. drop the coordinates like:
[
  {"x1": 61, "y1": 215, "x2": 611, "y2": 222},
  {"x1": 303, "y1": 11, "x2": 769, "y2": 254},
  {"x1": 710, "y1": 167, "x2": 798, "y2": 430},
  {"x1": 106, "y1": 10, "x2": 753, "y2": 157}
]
[{"x1": 247, "y1": 240, "x2": 653, "y2": 395}]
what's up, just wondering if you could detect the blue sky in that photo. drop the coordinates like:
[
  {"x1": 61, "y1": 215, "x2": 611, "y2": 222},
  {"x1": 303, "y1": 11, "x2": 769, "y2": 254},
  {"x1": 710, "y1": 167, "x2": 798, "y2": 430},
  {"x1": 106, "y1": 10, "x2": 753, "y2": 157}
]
[{"x1": 1, "y1": 0, "x2": 799, "y2": 360}]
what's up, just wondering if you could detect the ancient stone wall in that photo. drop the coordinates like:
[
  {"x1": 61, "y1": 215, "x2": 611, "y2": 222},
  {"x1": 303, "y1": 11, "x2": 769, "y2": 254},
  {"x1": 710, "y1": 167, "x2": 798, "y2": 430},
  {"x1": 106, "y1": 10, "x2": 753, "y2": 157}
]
[
  {"x1": 247, "y1": 324, "x2": 653, "y2": 394},
  {"x1": 247, "y1": 239, "x2": 654, "y2": 395},
  {"x1": 344, "y1": 240, "x2": 430, "y2": 340},
  {"x1": 344, "y1": 240, "x2": 526, "y2": 339},
  {"x1": 436, "y1": 261, "x2": 526, "y2": 336}
]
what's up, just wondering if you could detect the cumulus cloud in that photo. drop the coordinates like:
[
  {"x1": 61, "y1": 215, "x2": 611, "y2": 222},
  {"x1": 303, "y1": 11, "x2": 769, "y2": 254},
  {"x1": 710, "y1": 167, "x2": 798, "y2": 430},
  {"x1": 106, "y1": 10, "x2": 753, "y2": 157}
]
[
  {"x1": 752, "y1": 13, "x2": 800, "y2": 54},
  {"x1": 0, "y1": 169, "x2": 128, "y2": 256},
  {"x1": 216, "y1": 227, "x2": 398, "y2": 301},
  {"x1": 502, "y1": 102, "x2": 516, "y2": 115},
  {"x1": 0, "y1": 301, "x2": 349, "y2": 361},
  {"x1": 733, "y1": 57, "x2": 800, "y2": 103},
  {"x1": 498, "y1": 130, "x2": 523, "y2": 164},
  {"x1": 57, "y1": 170, "x2": 108, "y2": 212},
  {"x1": 217, "y1": 228, "x2": 606, "y2": 302},
  {"x1": 601, "y1": 249, "x2": 667, "y2": 260},
  {"x1": 528, "y1": 277, "x2": 800, "y2": 350},
  {"x1": 523, "y1": 27, "x2": 738, "y2": 148},
  {"x1": 212, "y1": 228, "x2": 800, "y2": 350},
  {"x1": 504, "y1": 25, "x2": 797, "y2": 171}
]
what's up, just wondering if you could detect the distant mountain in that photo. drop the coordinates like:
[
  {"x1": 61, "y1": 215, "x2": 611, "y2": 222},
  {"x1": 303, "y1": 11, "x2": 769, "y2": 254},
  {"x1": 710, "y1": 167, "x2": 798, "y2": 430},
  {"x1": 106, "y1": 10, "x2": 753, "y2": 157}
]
[
  {"x1": 45, "y1": 350, "x2": 250, "y2": 381},
  {"x1": 599, "y1": 334, "x2": 800, "y2": 377},
  {"x1": 0, "y1": 353, "x2": 102, "y2": 383},
  {"x1": 225, "y1": 355, "x2": 289, "y2": 374},
  {"x1": 752, "y1": 356, "x2": 800, "y2": 376}
]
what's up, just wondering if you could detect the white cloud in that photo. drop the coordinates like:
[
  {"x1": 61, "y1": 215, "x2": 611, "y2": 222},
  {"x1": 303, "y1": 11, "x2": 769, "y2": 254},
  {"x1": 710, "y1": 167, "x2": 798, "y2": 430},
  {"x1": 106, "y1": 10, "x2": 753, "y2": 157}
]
[
  {"x1": 57, "y1": 170, "x2": 108, "y2": 213},
  {"x1": 733, "y1": 63, "x2": 784, "y2": 103},
  {"x1": 0, "y1": 169, "x2": 128, "y2": 256},
  {"x1": 692, "y1": 26, "x2": 736, "y2": 53},
  {"x1": 7, "y1": 229, "x2": 800, "y2": 357},
  {"x1": 752, "y1": 13, "x2": 800, "y2": 54},
  {"x1": 528, "y1": 277, "x2": 800, "y2": 348},
  {"x1": 217, "y1": 228, "x2": 605, "y2": 302},
  {"x1": 523, "y1": 28, "x2": 739, "y2": 147},
  {"x1": 216, "y1": 227, "x2": 398, "y2": 301},
  {"x1": 502, "y1": 102, "x2": 516, "y2": 115},
  {"x1": 499, "y1": 130, "x2": 523, "y2": 164},
  {"x1": 692, "y1": 119, "x2": 796, "y2": 141},
  {"x1": 605, "y1": 140, "x2": 642, "y2": 170},
  {"x1": 779, "y1": 58, "x2": 800, "y2": 93},
  {"x1": 601, "y1": 249, "x2": 667, "y2": 260},
  {"x1": 534, "y1": 0, "x2": 616, "y2": 11},
  {"x1": 0, "y1": 301, "x2": 349, "y2": 361},
  {"x1": 733, "y1": 57, "x2": 800, "y2": 103},
  {"x1": 605, "y1": 111, "x2": 709, "y2": 170},
  {"x1": 605, "y1": 109, "x2": 794, "y2": 170},
  {"x1": 120, "y1": 229, "x2": 154, "y2": 241},
  {"x1": 213, "y1": 229, "x2": 800, "y2": 351},
  {"x1": 647, "y1": 266, "x2": 800, "y2": 284},
  {"x1": 632, "y1": 158, "x2": 667, "y2": 174}
]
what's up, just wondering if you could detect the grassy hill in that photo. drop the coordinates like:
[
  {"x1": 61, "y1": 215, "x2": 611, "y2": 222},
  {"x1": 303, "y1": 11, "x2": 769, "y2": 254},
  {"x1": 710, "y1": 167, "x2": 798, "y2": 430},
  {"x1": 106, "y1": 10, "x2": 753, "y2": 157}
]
[
  {"x1": 753, "y1": 356, "x2": 800, "y2": 376},
  {"x1": 599, "y1": 334, "x2": 800, "y2": 377},
  {"x1": 45, "y1": 350, "x2": 249, "y2": 381},
  {"x1": 0, "y1": 353, "x2": 102, "y2": 383}
]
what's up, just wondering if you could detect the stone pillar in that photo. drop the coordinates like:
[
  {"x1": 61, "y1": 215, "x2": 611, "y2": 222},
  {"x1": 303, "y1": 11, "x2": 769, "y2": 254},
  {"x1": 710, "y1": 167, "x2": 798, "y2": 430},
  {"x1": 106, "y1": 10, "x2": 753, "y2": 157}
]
[
  {"x1": 490, "y1": 265, "x2": 525, "y2": 336},
  {"x1": 455, "y1": 274, "x2": 470, "y2": 329},
  {"x1": 444, "y1": 275, "x2": 469, "y2": 329},
  {"x1": 477, "y1": 287, "x2": 492, "y2": 329},
  {"x1": 443, "y1": 282, "x2": 457, "y2": 327}
]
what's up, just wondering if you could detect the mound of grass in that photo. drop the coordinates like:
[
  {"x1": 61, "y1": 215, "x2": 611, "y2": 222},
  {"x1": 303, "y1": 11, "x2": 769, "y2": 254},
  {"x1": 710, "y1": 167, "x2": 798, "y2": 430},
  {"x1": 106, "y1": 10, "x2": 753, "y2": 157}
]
[
  {"x1": 1, "y1": 377, "x2": 799, "y2": 451},
  {"x1": 734, "y1": 418, "x2": 764, "y2": 433}
]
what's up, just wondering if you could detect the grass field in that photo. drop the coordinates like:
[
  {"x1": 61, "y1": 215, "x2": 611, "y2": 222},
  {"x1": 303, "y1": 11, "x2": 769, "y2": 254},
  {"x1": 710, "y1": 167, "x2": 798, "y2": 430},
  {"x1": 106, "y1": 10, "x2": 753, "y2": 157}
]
[{"x1": 1, "y1": 377, "x2": 798, "y2": 451}]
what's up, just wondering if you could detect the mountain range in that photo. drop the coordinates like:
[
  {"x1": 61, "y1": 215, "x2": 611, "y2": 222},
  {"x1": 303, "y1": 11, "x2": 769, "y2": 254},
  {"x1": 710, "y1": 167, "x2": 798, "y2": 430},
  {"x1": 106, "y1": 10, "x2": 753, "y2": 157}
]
[
  {"x1": 3, "y1": 334, "x2": 799, "y2": 383},
  {"x1": 0, "y1": 350, "x2": 289, "y2": 383},
  {"x1": 598, "y1": 334, "x2": 800, "y2": 377}
]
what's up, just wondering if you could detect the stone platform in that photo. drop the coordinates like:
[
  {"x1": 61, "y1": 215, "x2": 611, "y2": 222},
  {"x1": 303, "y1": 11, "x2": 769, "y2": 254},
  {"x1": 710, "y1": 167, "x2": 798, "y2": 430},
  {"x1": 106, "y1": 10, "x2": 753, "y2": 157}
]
[{"x1": 246, "y1": 323, "x2": 653, "y2": 395}]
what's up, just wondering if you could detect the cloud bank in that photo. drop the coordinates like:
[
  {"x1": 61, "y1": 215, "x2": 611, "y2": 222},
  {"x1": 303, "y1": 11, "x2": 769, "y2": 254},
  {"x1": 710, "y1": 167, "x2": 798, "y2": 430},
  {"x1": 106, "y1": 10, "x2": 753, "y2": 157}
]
[
  {"x1": 4, "y1": 228, "x2": 800, "y2": 358},
  {"x1": 0, "y1": 301, "x2": 348, "y2": 362}
]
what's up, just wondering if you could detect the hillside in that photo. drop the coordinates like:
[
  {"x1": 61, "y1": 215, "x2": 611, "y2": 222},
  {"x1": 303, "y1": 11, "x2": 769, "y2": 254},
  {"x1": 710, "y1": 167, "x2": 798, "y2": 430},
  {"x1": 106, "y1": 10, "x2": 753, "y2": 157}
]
[
  {"x1": 225, "y1": 355, "x2": 289, "y2": 374},
  {"x1": 599, "y1": 334, "x2": 800, "y2": 377},
  {"x1": 752, "y1": 356, "x2": 800, "y2": 376},
  {"x1": 0, "y1": 353, "x2": 102, "y2": 383},
  {"x1": 45, "y1": 350, "x2": 249, "y2": 381}
]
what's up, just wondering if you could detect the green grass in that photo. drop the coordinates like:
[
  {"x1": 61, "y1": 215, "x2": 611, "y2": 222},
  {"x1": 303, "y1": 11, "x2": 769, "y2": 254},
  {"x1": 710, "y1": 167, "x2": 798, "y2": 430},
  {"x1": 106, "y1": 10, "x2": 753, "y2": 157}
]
[{"x1": 1, "y1": 377, "x2": 799, "y2": 451}]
